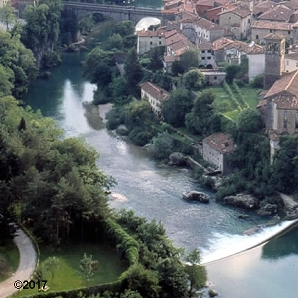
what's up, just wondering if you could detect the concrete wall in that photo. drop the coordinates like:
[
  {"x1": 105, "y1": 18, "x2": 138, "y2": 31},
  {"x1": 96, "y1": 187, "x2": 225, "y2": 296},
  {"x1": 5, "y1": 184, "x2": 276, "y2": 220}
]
[{"x1": 248, "y1": 53, "x2": 265, "y2": 81}]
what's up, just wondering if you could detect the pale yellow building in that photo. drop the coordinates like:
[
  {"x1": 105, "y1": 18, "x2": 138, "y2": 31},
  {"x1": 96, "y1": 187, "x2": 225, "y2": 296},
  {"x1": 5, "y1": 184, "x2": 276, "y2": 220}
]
[{"x1": 285, "y1": 53, "x2": 298, "y2": 73}]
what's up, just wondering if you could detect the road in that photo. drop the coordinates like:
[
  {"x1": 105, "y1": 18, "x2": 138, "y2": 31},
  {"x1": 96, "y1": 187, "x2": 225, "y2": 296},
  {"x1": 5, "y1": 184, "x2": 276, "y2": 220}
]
[{"x1": 0, "y1": 229, "x2": 37, "y2": 298}]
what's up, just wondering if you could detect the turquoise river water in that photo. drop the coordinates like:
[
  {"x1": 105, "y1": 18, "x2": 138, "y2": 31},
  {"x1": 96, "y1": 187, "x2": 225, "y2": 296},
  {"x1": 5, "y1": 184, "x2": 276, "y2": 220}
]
[{"x1": 23, "y1": 53, "x2": 298, "y2": 298}]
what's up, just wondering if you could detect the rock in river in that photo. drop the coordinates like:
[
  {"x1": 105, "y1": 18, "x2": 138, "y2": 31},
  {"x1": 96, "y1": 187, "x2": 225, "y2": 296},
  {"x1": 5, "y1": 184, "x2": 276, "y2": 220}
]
[
  {"x1": 223, "y1": 193, "x2": 258, "y2": 210},
  {"x1": 182, "y1": 191, "x2": 210, "y2": 203},
  {"x1": 169, "y1": 152, "x2": 186, "y2": 166}
]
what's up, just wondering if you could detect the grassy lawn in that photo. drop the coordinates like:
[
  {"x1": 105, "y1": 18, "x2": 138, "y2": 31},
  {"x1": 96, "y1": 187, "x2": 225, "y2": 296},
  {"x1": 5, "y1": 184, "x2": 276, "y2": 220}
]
[
  {"x1": 240, "y1": 87, "x2": 262, "y2": 108},
  {"x1": 205, "y1": 85, "x2": 261, "y2": 121},
  {"x1": 0, "y1": 239, "x2": 20, "y2": 282},
  {"x1": 14, "y1": 242, "x2": 128, "y2": 297}
]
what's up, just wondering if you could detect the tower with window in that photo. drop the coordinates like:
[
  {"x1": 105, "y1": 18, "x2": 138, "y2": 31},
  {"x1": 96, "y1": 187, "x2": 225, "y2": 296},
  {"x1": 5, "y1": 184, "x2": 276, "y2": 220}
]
[{"x1": 264, "y1": 33, "x2": 285, "y2": 90}]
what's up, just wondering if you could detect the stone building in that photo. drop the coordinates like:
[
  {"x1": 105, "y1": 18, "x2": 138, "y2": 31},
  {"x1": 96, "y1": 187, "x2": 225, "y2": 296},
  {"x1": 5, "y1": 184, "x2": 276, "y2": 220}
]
[
  {"x1": 218, "y1": 6, "x2": 251, "y2": 40},
  {"x1": 140, "y1": 82, "x2": 170, "y2": 117},
  {"x1": 202, "y1": 133, "x2": 235, "y2": 175},
  {"x1": 263, "y1": 70, "x2": 298, "y2": 135},
  {"x1": 180, "y1": 17, "x2": 224, "y2": 44},
  {"x1": 264, "y1": 33, "x2": 285, "y2": 90},
  {"x1": 251, "y1": 21, "x2": 293, "y2": 44},
  {"x1": 137, "y1": 27, "x2": 167, "y2": 55}
]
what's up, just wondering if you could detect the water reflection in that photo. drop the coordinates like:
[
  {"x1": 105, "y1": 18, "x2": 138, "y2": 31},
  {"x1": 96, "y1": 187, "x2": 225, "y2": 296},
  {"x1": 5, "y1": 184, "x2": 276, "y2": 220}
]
[{"x1": 261, "y1": 223, "x2": 298, "y2": 260}]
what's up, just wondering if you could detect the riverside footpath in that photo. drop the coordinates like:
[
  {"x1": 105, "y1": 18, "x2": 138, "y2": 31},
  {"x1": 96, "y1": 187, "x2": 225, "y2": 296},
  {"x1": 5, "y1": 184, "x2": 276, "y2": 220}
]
[{"x1": 0, "y1": 229, "x2": 37, "y2": 298}]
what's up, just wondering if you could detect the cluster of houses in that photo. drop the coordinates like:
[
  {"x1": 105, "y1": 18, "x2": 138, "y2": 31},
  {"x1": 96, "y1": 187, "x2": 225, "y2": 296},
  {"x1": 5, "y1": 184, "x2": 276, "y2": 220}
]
[{"x1": 138, "y1": 0, "x2": 298, "y2": 175}]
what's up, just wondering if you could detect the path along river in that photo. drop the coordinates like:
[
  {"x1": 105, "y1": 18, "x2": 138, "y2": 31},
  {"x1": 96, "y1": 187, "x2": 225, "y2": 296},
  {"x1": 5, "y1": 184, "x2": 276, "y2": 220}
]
[{"x1": 23, "y1": 53, "x2": 298, "y2": 298}]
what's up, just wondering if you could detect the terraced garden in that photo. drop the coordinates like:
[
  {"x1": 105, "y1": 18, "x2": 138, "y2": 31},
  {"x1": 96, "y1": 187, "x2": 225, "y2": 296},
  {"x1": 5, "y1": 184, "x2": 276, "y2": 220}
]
[{"x1": 206, "y1": 83, "x2": 261, "y2": 121}]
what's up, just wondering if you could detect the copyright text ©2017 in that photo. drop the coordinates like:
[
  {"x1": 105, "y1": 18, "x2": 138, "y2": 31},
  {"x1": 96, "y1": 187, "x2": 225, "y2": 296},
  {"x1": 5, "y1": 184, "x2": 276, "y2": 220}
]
[{"x1": 14, "y1": 280, "x2": 48, "y2": 290}]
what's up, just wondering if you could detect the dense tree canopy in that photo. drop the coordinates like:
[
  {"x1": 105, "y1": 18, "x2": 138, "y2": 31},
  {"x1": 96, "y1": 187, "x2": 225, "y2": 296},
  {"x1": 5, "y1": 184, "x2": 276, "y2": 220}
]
[
  {"x1": 0, "y1": 30, "x2": 37, "y2": 97},
  {"x1": 21, "y1": 0, "x2": 63, "y2": 68},
  {"x1": 162, "y1": 89, "x2": 193, "y2": 127},
  {"x1": 185, "y1": 90, "x2": 221, "y2": 136}
]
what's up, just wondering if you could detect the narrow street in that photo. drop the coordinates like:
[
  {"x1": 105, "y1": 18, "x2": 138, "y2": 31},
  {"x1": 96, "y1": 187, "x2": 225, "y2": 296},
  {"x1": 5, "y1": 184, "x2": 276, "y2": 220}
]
[{"x1": 0, "y1": 229, "x2": 37, "y2": 298}]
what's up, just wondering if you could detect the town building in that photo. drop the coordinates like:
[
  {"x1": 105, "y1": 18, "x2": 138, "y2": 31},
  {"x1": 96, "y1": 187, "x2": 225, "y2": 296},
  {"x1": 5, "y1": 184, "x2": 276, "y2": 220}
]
[
  {"x1": 250, "y1": 21, "x2": 293, "y2": 44},
  {"x1": 202, "y1": 133, "x2": 235, "y2": 175},
  {"x1": 163, "y1": 29, "x2": 195, "y2": 73},
  {"x1": 285, "y1": 52, "x2": 298, "y2": 73},
  {"x1": 212, "y1": 37, "x2": 265, "y2": 81},
  {"x1": 137, "y1": 27, "x2": 167, "y2": 55},
  {"x1": 140, "y1": 82, "x2": 170, "y2": 117},
  {"x1": 262, "y1": 70, "x2": 298, "y2": 136},
  {"x1": 198, "y1": 43, "x2": 216, "y2": 68},
  {"x1": 264, "y1": 33, "x2": 285, "y2": 90},
  {"x1": 180, "y1": 16, "x2": 225, "y2": 44},
  {"x1": 218, "y1": 6, "x2": 251, "y2": 40},
  {"x1": 200, "y1": 69, "x2": 226, "y2": 85}
]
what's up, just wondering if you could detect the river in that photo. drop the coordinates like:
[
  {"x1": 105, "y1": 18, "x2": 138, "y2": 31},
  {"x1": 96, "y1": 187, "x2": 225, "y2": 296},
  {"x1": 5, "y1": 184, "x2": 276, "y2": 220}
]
[{"x1": 23, "y1": 52, "x2": 298, "y2": 297}]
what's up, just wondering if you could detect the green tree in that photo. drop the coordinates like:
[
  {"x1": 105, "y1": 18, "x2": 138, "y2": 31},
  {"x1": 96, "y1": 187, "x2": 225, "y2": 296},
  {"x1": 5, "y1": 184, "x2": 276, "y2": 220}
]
[
  {"x1": 149, "y1": 47, "x2": 164, "y2": 71},
  {"x1": 104, "y1": 33, "x2": 123, "y2": 50},
  {"x1": 180, "y1": 49, "x2": 200, "y2": 72},
  {"x1": 171, "y1": 60, "x2": 184, "y2": 76},
  {"x1": 43, "y1": 256, "x2": 60, "y2": 280},
  {"x1": 79, "y1": 14, "x2": 95, "y2": 34},
  {"x1": 21, "y1": 0, "x2": 63, "y2": 68},
  {"x1": 148, "y1": 131, "x2": 174, "y2": 159},
  {"x1": 121, "y1": 263, "x2": 160, "y2": 298},
  {"x1": 124, "y1": 48, "x2": 143, "y2": 97},
  {"x1": 162, "y1": 89, "x2": 192, "y2": 127},
  {"x1": 184, "y1": 249, "x2": 207, "y2": 297},
  {"x1": 182, "y1": 69, "x2": 204, "y2": 91},
  {"x1": 80, "y1": 253, "x2": 94, "y2": 285},
  {"x1": 237, "y1": 108, "x2": 263, "y2": 133},
  {"x1": 0, "y1": 2, "x2": 16, "y2": 30},
  {"x1": 185, "y1": 90, "x2": 221, "y2": 136},
  {"x1": 124, "y1": 100, "x2": 151, "y2": 127},
  {"x1": 225, "y1": 64, "x2": 241, "y2": 83}
]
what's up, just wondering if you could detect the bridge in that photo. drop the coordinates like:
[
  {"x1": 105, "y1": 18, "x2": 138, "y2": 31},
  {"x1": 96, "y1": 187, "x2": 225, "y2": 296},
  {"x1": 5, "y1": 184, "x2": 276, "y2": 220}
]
[{"x1": 18, "y1": 1, "x2": 169, "y2": 25}]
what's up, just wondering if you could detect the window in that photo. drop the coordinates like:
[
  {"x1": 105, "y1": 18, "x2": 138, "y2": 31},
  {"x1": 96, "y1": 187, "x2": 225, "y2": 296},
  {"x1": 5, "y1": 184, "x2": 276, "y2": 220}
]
[
  {"x1": 207, "y1": 50, "x2": 212, "y2": 53},
  {"x1": 256, "y1": 35, "x2": 259, "y2": 40},
  {"x1": 288, "y1": 30, "x2": 291, "y2": 35},
  {"x1": 270, "y1": 29, "x2": 273, "y2": 33},
  {"x1": 207, "y1": 57, "x2": 211, "y2": 59},
  {"x1": 159, "y1": 41, "x2": 161, "y2": 45},
  {"x1": 202, "y1": 50, "x2": 205, "y2": 53},
  {"x1": 296, "y1": 111, "x2": 298, "y2": 119},
  {"x1": 284, "y1": 121, "x2": 288, "y2": 129},
  {"x1": 150, "y1": 41, "x2": 152, "y2": 45},
  {"x1": 202, "y1": 57, "x2": 205, "y2": 60},
  {"x1": 214, "y1": 76, "x2": 217, "y2": 80},
  {"x1": 284, "y1": 110, "x2": 288, "y2": 119},
  {"x1": 286, "y1": 60, "x2": 289, "y2": 66}
]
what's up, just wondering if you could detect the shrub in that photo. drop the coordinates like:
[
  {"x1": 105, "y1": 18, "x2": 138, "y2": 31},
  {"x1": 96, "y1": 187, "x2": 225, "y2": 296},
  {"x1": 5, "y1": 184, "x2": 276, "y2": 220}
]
[
  {"x1": 128, "y1": 128, "x2": 153, "y2": 146},
  {"x1": 199, "y1": 176, "x2": 215, "y2": 190},
  {"x1": 252, "y1": 74, "x2": 264, "y2": 89},
  {"x1": 106, "y1": 108, "x2": 124, "y2": 130}
]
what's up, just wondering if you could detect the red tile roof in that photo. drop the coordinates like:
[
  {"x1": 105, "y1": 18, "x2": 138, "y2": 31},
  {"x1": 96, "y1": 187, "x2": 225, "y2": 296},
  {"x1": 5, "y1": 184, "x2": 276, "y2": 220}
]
[
  {"x1": 203, "y1": 133, "x2": 234, "y2": 154},
  {"x1": 257, "y1": 4, "x2": 292, "y2": 22},
  {"x1": 140, "y1": 82, "x2": 170, "y2": 102},
  {"x1": 264, "y1": 70, "x2": 298, "y2": 98}
]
